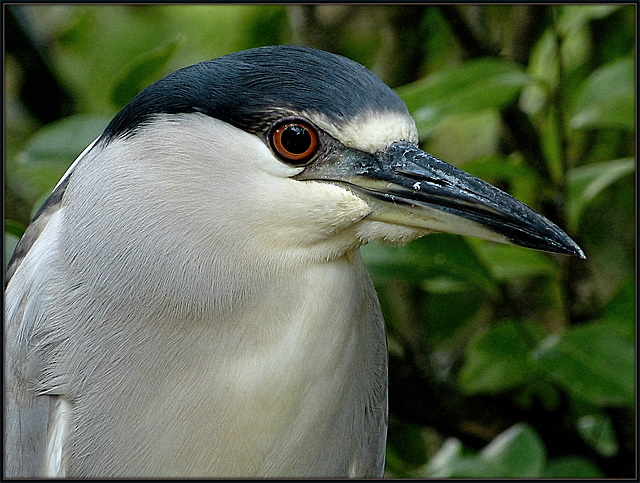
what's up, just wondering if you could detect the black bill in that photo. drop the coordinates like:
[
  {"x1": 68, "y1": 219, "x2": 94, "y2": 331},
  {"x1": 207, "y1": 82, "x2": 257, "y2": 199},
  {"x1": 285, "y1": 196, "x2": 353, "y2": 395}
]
[{"x1": 296, "y1": 141, "x2": 585, "y2": 258}]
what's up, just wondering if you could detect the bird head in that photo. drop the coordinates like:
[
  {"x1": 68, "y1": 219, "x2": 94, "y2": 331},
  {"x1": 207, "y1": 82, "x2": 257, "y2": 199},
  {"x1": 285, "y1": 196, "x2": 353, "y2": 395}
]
[{"x1": 83, "y1": 45, "x2": 583, "y2": 266}]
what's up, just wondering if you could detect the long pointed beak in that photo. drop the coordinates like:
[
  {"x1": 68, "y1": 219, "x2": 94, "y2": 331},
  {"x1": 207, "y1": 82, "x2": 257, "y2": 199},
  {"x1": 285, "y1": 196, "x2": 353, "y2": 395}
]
[{"x1": 296, "y1": 142, "x2": 585, "y2": 258}]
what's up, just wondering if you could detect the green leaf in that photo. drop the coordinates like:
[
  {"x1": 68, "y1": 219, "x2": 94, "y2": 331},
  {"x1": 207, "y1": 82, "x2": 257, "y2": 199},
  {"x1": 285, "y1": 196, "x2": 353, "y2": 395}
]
[
  {"x1": 459, "y1": 320, "x2": 546, "y2": 394},
  {"x1": 422, "y1": 423, "x2": 546, "y2": 477},
  {"x1": 11, "y1": 115, "x2": 110, "y2": 206},
  {"x1": 532, "y1": 321, "x2": 635, "y2": 406},
  {"x1": 544, "y1": 456, "x2": 605, "y2": 478},
  {"x1": 5, "y1": 219, "x2": 26, "y2": 239},
  {"x1": 422, "y1": 111, "x2": 501, "y2": 164},
  {"x1": 576, "y1": 414, "x2": 619, "y2": 457},
  {"x1": 558, "y1": 5, "x2": 620, "y2": 34},
  {"x1": 361, "y1": 233, "x2": 496, "y2": 295},
  {"x1": 422, "y1": 277, "x2": 487, "y2": 342},
  {"x1": 513, "y1": 379, "x2": 562, "y2": 413},
  {"x1": 110, "y1": 37, "x2": 182, "y2": 108},
  {"x1": 387, "y1": 420, "x2": 429, "y2": 468},
  {"x1": 602, "y1": 277, "x2": 635, "y2": 337},
  {"x1": 524, "y1": 6, "x2": 622, "y2": 117},
  {"x1": 566, "y1": 158, "x2": 635, "y2": 231},
  {"x1": 478, "y1": 423, "x2": 546, "y2": 477},
  {"x1": 421, "y1": 438, "x2": 471, "y2": 477},
  {"x1": 397, "y1": 58, "x2": 531, "y2": 138},
  {"x1": 472, "y1": 241, "x2": 561, "y2": 282},
  {"x1": 569, "y1": 57, "x2": 634, "y2": 131}
]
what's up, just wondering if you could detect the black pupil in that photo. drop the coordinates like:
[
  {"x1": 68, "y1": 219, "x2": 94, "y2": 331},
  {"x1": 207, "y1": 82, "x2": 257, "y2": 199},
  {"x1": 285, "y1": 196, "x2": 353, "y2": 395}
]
[{"x1": 281, "y1": 125, "x2": 311, "y2": 154}]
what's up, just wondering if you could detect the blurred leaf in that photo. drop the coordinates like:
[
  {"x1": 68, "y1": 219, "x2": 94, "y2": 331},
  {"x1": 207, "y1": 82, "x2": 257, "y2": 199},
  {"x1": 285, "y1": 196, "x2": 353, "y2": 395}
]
[
  {"x1": 461, "y1": 155, "x2": 542, "y2": 207},
  {"x1": 479, "y1": 423, "x2": 546, "y2": 477},
  {"x1": 513, "y1": 379, "x2": 561, "y2": 413},
  {"x1": 566, "y1": 158, "x2": 635, "y2": 231},
  {"x1": 459, "y1": 320, "x2": 546, "y2": 394},
  {"x1": 421, "y1": 438, "x2": 470, "y2": 477},
  {"x1": 520, "y1": 30, "x2": 556, "y2": 116},
  {"x1": 532, "y1": 321, "x2": 634, "y2": 406},
  {"x1": 397, "y1": 58, "x2": 530, "y2": 138},
  {"x1": 5, "y1": 219, "x2": 26, "y2": 239},
  {"x1": 244, "y1": 5, "x2": 289, "y2": 46},
  {"x1": 422, "y1": 278, "x2": 486, "y2": 342},
  {"x1": 569, "y1": 57, "x2": 634, "y2": 131},
  {"x1": 423, "y1": 111, "x2": 501, "y2": 164},
  {"x1": 423, "y1": 423, "x2": 546, "y2": 477},
  {"x1": 473, "y1": 242, "x2": 561, "y2": 282},
  {"x1": 544, "y1": 456, "x2": 605, "y2": 477},
  {"x1": 576, "y1": 414, "x2": 619, "y2": 457},
  {"x1": 602, "y1": 277, "x2": 635, "y2": 337},
  {"x1": 522, "y1": 5, "x2": 620, "y2": 117},
  {"x1": 110, "y1": 36, "x2": 182, "y2": 108},
  {"x1": 387, "y1": 421, "x2": 429, "y2": 468},
  {"x1": 540, "y1": 104, "x2": 564, "y2": 184},
  {"x1": 367, "y1": 234, "x2": 498, "y2": 343},
  {"x1": 558, "y1": 5, "x2": 620, "y2": 34},
  {"x1": 11, "y1": 115, "x2": 110, "y2": 205},
  {"x1": 362, "y1": 234, "x2": 497, "y2": 295},
  {"x1": 557, "y1": 6, "x2": 617, "y2": 84}
]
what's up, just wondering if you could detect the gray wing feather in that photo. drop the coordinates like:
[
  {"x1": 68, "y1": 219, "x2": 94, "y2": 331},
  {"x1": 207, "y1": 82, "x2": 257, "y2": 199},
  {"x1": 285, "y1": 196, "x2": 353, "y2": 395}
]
[
  {"x1": 4, "y1": 143, "x2": 85, "y2": 476},
  {"x1": 5, "y1": 376, "x2": 56, "y2": 476},
  {"x1": 5, "y1": 264, "x2": 59, "y2": 477}
]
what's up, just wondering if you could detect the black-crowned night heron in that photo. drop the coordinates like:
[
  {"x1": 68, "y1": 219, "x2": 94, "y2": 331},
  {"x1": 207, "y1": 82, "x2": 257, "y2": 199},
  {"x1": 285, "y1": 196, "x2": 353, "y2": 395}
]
[{"x1": 5, "y1": 45, "x2": 584, "y2": 478}]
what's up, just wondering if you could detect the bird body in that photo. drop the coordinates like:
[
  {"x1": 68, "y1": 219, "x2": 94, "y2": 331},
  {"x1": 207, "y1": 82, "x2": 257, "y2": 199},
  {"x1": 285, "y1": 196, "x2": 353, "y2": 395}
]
[
  {"x1": 5, "y1": 45, "x2": 583, "y2": 478},
  {"x1": 6, "y1": 114, "x2": 392, "y2": 477}
]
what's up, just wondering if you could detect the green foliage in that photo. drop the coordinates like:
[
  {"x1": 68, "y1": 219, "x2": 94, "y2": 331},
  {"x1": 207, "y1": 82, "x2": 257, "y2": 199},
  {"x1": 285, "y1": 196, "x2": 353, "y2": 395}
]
[
  {"x1": 532, "y1": 321, "x2": 634, "y2": 406},
  {"x1": 372, "y1": 5, "x2": 633, "y2": 478},
  {"x1": 361, "y1": 234, "x2": 495, "y2": 293},
  {"x1": 602, "y1": 276, "x2": 635, "y2": 335},
  {"x1": 576, "y1": 414, "x2": 619, "y2": 457},
  {"x1": 544, "y1": 456, "x2": 605, "y2": 478},
  {"x1": 474, "y1": 242, "x2": 562, "y2": 281},
  {"x1": 110, "y1": 37, "x2": 183, "y2": 109},
  {"x1": 397, "y1": 58, "x2": 530, "y2": 139},
  {"x1": 422, "y1": 423, "x2": 546, "y2": 477},
  {"x1": 570, "y1": 57, "x2": 635, "y2": 131},
  {"x1": 459, "y1": 320, "x2": 546, "y2": 394},
  {"x1": 566, "y1": 157, "x2": 635, "y2": 231},
  {"x1": 386, "y1": 420, "x2": 430, "y2": 469},
  {"x1": 4, "y1": 4, "x2": 635, "y2": 478}
]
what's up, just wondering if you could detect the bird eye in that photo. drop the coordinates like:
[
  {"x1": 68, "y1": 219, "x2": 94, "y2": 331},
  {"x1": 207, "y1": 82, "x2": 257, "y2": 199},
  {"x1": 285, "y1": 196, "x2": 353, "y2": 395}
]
[{"x1": 269, "y1": 119, "x2": 319, "y2": 165}]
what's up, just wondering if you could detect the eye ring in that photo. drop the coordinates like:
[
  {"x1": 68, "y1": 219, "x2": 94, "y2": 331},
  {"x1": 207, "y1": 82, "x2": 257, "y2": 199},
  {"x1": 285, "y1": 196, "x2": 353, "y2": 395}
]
[{"x1": 269, "y1": 119, "x2": 319, "y2": 165}]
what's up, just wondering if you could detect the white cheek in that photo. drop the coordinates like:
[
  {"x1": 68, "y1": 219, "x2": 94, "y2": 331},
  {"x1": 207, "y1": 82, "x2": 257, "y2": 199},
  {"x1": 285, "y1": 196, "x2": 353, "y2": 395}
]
[
  {"x1": 134, "y1": 113, "x2": 303, "y2": 180},
  {"x1": 252, "y1": 180, "x2": 373, "y2": 252},
  {"x1": 231, "y1": 131, "x2": 304, "y2": 179}
]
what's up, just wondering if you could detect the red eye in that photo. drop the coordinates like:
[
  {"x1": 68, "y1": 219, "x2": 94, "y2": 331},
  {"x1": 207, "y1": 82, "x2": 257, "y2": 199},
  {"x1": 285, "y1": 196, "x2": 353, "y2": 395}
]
[{"x1": 270, "y1": 120, "x2": 319, "y2": 165}]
